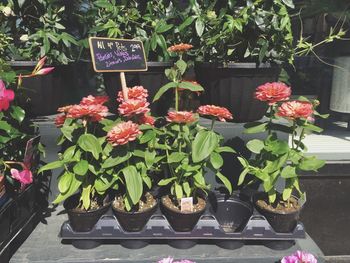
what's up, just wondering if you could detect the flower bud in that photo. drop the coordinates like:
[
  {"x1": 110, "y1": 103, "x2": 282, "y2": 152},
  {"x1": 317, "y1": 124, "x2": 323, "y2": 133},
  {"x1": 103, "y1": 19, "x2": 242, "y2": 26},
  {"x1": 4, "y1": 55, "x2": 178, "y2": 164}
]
[
  {"x1": 20, "y1": 34, "x2": 29, "y2": 42},
  {"x1": 2, "y1": 6, "x2": 12, "y2": 17}
]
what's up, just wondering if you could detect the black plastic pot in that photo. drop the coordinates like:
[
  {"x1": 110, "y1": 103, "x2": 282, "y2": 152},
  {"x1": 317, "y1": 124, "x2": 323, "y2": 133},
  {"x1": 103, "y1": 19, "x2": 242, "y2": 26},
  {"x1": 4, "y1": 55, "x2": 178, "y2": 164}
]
[
  {"x1": 195, "y1": 62, "x2": 280, "y2": 122},
  {"x1": 0, "y1": 198, "x2": 11, "y2": 245},
  {"x1": 9, "y1": 61, "x2": 92, "y2": 117},
  {"x1": 112, "y1": 199, "x2": 158, "y2": 232},
  {"x1": 103, "y1": 61, "x2": 173, "y2": 116},
  {"x1": 64, "y1": 194, "x2": 111, "y2": 232},
  {"x1": 160, "y1": 196, "x2": 206, "y2": 232},
  {"x1": 253, "y1": 193, "x2": 303, "y2": 233}
]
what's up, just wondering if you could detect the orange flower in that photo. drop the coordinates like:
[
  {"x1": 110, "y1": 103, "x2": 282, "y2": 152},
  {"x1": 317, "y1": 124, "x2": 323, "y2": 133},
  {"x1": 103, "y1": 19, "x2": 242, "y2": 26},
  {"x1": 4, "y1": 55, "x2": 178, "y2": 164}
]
[
  {"x1": 55, "y1": 114, "x2": 66, "y2": 127},
  {"x1": 118, "y1": 99, "x2": 150, "y2": 117},
  {"x1": 166, "y1": 111, "x2": 197, "y2": 124},
  {"x1": 197, "y1": 105, "x2": 233, "y2": 122},
  {"x1": 255, "y1": 82, "x2": 291, "y2": 105},
  {"x1": 107, "y1": 121, "x2": 142, "y2": 146},
  {"x1": 167, "y1": 43, "x2": 193, "y2": 53},
  {"x1": 277, "y1": 100, "x2": 314, "y2": 120},
  {"x1": 67, "y1": 104, "x2": 108, "y2": 122},
  {"x1": 57, "y1": 105, "x2": 74, "y2": 113},
  {"x1": 117, "y1": 86, "x2": 148, "y2": 102},
  {"x1": 138, "y1": 113, "x2": 155, "y2": 126},
  {"x1": 81, "y1": 95, "x2": 109, "y2": 105}
]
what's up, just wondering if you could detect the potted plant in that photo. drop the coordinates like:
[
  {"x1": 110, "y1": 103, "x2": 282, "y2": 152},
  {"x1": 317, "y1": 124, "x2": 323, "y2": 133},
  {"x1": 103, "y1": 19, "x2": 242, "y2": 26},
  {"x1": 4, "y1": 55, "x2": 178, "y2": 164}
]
[
  {"x1": 154, "y1": 44, "x2": 235, "y2": 232},
  {"x1": 238, "y1": 82, "x2": 328, "y2": 232},
  {"x1": 39, "y1": 95, "x2": 113, "y2": 232},
  {"x1": 105, "y1": 86, "x2": 160, "y2": 232}
]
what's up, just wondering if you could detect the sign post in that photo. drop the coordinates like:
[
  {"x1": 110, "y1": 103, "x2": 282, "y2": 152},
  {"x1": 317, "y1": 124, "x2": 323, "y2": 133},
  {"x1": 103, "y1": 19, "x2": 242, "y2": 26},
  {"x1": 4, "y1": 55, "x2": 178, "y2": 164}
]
[{"x1": 88, "y1": 37, "x2": 148, "y2": 100}]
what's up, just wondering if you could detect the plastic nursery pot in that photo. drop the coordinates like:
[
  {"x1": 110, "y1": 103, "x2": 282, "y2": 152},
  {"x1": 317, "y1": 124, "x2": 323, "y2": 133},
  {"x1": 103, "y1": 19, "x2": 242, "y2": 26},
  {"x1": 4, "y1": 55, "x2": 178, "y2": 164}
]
[
  {"x1": 112, "y1": 199, "x2": 158, "y2": 232},
  {"x1": 160, "y1": 196, "x2": 207, "y2": 232},
  {"x1": 253, "y1": 193, "x2": 304, "y2": 233},
  {"x1": 64, "y1": 194, "x2": 111, "y2": 232},
  {"x1": 195, "y1": 62, "x2": 280, "y2": 123}
]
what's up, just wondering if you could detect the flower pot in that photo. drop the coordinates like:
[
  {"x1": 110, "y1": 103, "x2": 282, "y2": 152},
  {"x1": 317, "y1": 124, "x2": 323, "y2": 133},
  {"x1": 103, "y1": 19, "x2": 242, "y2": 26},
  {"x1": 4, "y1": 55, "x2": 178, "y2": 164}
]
[
  {"x1": 103, "y1": 61, "x2": 173, "y2": 116},
  {"x1": 160, "y1": 196, "x2": 206, "y2": 232},
  {"x1": 64, "y1": 194, "x2": 111, "y2": 232},
  {"x1": 0, "y1": 196, "x2": 11, "y2": 245},
  {"x1": 9, "y1": 61, "x2": 88, "y2": 117},
  {"x1": 112, "y1": 198, "x2": 158, "y2": 232},
  {"x1": 0, "y1": 176, "x2": 6, "y2": 207},
  {"x1": 253, "y1": 193, "x2": 303, "y2": 233},
  {"x1": 195, "y1": 62, "x2": 280, "y2": 122}
]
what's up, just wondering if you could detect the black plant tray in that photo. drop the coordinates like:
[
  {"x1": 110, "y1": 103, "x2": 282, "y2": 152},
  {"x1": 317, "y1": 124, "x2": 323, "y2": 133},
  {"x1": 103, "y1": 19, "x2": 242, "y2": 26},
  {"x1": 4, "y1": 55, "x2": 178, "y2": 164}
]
[{"x1": 60, "y1": 208, "x2": 305, "y2": 243}]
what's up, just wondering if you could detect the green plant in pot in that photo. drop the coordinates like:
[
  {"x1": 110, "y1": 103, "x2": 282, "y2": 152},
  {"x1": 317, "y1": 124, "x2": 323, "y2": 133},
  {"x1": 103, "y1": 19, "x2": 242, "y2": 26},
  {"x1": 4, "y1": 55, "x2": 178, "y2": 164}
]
[
  {"x1": 38, "y1": 95, "x2": 114, "y2": 232},
  {"x1": 104, "y1": 85, "x2": 161, "y2": 232},
  {"x1": 154, "y1": 44, "x2": 235, "y2": 232},
  {"x1": 238, "y1": 82, "x2": 327, "y2": 233}
]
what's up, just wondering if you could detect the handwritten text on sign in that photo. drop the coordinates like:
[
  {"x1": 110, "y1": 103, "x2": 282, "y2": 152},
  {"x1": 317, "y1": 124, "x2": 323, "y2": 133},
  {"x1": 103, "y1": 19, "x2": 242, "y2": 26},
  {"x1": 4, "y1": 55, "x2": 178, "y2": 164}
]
[{"x1": 89, "y1": 37, "x2": 147, "y2": 72}]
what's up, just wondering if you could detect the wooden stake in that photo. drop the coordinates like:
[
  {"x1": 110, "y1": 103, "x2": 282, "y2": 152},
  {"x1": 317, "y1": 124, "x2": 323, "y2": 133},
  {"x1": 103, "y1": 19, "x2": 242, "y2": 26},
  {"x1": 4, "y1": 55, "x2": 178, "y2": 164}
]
[{"x1": 120, "y1": 72, "x2": 128, "y2": 100}]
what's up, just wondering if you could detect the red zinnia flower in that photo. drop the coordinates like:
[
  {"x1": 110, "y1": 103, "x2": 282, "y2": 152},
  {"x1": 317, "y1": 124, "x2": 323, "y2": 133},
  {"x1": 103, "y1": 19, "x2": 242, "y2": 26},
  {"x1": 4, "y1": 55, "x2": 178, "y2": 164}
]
[
  {"x1": 81, "y1": 95, "x2": 109, "y2": 106},
  {"x1": 118, "y1": 99, "x2": 150, "y2": 117},
  {"x1": 255, "y1": 82, "x2": 291, "y2": 105},
  {"x1": 55, "y1": 114, "x2": 66, "y2": 127},
  {"x1": 57, "y1": 105, "x2": 74, "y2": 113},
  {"x1": 277, "y1": 100, "x2": 314, "y2": 120},
  {"x1": 117, "y1": 86, "x2": 148, "y2": 102},
  {"x1": 197, "y1": 105, "x2": 233, "y2": 122},
  {"x1": 107, "y1": 121, "x2": 142, "y2": 146},
  {"x1": 166, "y1": 111, "x2": 197, "y2": 124},
  {"x1": 67, "y1": 104, "x2": 108, "y2": 122},
  {"x1": 167, "y1": 43, "x2": 193, "y2": 53},
  {"x1": 138, "y1": 113, "x2": 155, "y2": 126},
  {"x1": 0, "y1": 80, "x2": 15, "y2": 111}
]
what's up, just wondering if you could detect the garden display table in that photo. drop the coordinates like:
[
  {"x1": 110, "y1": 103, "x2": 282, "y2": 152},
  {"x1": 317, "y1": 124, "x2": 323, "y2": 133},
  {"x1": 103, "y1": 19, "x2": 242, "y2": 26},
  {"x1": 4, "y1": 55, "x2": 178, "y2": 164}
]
[{"x1": 10, "y1": 205, "x2": 325, "y2": 263}]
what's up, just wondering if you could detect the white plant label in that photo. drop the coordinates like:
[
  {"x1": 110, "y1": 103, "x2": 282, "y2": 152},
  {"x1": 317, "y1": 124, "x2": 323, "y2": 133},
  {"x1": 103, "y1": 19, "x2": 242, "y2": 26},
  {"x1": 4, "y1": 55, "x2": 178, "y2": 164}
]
[{"x1": 181, "y1": 197, "x2": 193, "y2": 212}]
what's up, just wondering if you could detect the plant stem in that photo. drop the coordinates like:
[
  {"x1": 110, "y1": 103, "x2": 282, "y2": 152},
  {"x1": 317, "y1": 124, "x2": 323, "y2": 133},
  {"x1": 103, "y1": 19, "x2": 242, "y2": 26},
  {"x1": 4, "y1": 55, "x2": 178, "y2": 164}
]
[
  {"x1": 296, "y1": 128, "x2": 305, "y2": 150},
  {"x1": 291, "y1": 121, "x2": 296, "y2": 149},
  {"x1": 210, "y1": 118, "x2": 215, "y2": 131},
  {"x1": 175, "y1": 87, "x2": 179, "y2": 111},
  {"x1": 268, "y1": 105, "x2": 273, "y2": 135}
]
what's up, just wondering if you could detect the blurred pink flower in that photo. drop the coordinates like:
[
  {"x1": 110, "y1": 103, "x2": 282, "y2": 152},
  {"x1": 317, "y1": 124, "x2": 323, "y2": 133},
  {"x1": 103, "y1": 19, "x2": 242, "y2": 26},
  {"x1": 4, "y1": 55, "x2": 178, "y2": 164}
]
[
  {"x1": 10, "y1": 168, "x2": 33, "y2": 185},
  {"x1": 35, "y1": 67, "x2": 55, "y2": 76},
  {"x1": 158, "y1": 257, "x2": 195, "y2": 263},
  {"x1": 0, "y1": 80, "x2": 15, "y2": 111},
  {"x1": 281, "y1": 251, "x2": 317, "y2": 263}
]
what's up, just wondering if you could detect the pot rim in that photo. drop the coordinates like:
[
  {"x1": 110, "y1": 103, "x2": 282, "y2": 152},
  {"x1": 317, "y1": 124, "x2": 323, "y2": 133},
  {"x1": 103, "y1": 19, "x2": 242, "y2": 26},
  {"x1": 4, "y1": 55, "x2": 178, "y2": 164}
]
[
  {"x1": 194, "y1": 61, "x2": 276, "y2": 69},
  {"x1": 64, "y1": 193, "x2": 111, "y2": 214},
  {"x1": 112, "y1": 198, "x2": 158, "y2": 215},
  {"x1": 253, "y1": 192, "x2": 304, "y2": 215},
  {"x1": 161, "y1": 195, "x2": 207, "y2": 215},
  {"x1": 214, "y1": 196, "x2": 254, "y2": 212}
]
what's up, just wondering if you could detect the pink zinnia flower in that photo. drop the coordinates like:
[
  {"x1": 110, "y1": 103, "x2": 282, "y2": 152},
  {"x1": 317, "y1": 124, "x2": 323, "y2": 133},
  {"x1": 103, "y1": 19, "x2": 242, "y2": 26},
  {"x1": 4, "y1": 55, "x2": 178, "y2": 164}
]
[
  {"x1": 107, "y1": 121, "x2": 142, "y2": 146},
  {"x1": 81, "y1": 95, "x2": 109, "y2": 106},
  {"x1": 277, "y1": 100, "x2": 314, "y2": 120},
  {"x1": 197, "y1": 105, "x2": 233, "y2": 122},
  {"x1": 11, "y1": 168, "x2": 33, "y2": 185},
  {"x1": 118, "y1": 99, "x2": 150, "y2": 117},
  {"x1": 117, "y1": 86, "x2": 148, "y2": 102},
  {"x1": 0, "y1": 80, "x2": 15, "y2": 111},
  {"x1": 57, "y1": 105, "x2": 74, "y2": 113},
  {"x1": 281, "y1": 250, "x2": 317, "y2": 263},
  {"x1": 67, "y1": 104, "x2": 108, "y2": 122},
  {"x1": 55, "y1": 114, "x2": 66, "y2": 127},
  {"x1": 166, "y1": 111, "x2": 197, "y2": 124},
  {"x1": 138, "y1": 113, "x2": 155, "y2": 126},
  {"x1": 255, "y1": 82, "x2": 291, "y2": 105}
]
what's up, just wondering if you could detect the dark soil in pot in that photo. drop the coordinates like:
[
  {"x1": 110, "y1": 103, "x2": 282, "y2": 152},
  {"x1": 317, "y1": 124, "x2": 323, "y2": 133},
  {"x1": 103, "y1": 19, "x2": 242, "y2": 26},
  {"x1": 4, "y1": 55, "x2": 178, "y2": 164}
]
[
  {"x1": 112, "y1": 192, "x2": 157, "y2": 232},
  {"x1": 161, "y1": 195, "x2": 206, "y2": 232},
  {"x1": 195, "y1": 62, "x2": 280, "y2": 122},
  {"x1": 103, "y1": 61, "x2": 173, "y2": 116},
  {"x1": 64, "y1": 193, "x2": 111, "y2": 232},
  {"x1": 254, "y1": 193, "x2": 303, "y2": 233}
]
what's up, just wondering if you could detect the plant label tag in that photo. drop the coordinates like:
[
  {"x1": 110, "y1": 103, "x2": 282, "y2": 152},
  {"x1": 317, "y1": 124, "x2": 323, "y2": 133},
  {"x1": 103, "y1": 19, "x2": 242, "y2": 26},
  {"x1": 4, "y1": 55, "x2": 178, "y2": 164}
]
[
  {"x1": 24, "y1": 136, "x2": 41, "y2": 169},
  {"x1": 298, "y1": 192, "x2": 307, "y2": 207},
  {"x1": 181, "y1": 197, "x2": 193, "y2": 212}
]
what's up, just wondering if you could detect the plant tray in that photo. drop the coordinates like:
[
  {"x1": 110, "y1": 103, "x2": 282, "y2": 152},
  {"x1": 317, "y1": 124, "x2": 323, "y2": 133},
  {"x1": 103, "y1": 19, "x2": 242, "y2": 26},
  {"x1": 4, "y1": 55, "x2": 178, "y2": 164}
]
[{"x1": 59, "y1": 196, "x2": 305, "y2": 250}]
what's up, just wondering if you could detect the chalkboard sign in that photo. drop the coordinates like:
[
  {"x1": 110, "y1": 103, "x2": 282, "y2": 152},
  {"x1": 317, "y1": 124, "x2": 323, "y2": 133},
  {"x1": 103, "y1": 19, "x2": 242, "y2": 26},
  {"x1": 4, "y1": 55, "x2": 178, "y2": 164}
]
[{"x1": 89, "y1": 37, "x2": 147, "y2": 72}]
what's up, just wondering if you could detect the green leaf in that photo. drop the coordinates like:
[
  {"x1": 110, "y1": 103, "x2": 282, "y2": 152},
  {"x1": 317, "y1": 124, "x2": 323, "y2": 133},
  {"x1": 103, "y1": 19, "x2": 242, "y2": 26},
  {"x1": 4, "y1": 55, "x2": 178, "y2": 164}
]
[
  {"x1": 78, "y1": 134, "x2": 102, "y2": 160},
  {"x1": 176, "y1": 59, "x2": 187, "y2": 75},
  {"x1": 282, "y1": 0, "x2": 295, "y2": 8},
  {"x1": 168, "y1": 152, "x2": 186, "y2": 163},
  {"x1": 95, "y1": 173, "x2": 119, "y2": 194},
  {"x1": 265, "y1": 138, "x2": 289, "y2": 155},
  {"x1": 179, "y1": 16, "x2": 195, "y2": 31},
  {"x1": 178, "y1": 81, "x2": 204, "y2": 92},
  {"x1": 299, "y1": 156, "x2": 325, "y2": 171},
  {"x1": 102, "y1": 153, "x2": 131, "y2": 169},
  {"x1": 244, "y1": 122, "x2": 267, "y2": 134},
  {"x1": 238, "y1": 168, "x2": 249, "y2": 186},
  {"x1": 175, "y1": 182, "x2": 183, "y2": 199},
  {"x1": 123, "y1": 166, "x2": 143, "y2": 205},
  {"x1": 81, "y1": 185, "x2": 91, "y2": 210},
  {"x1": 303, "y1": 123, "x2": 323, "y2": 133},
  {"x1": 237, "y1": 157, "x2": 248, "y2": 168},
  {"x1": 143, "y1": 175, "x2": 152, "y2": 189},
  {"x1": 216, "y1": 146, "x2": 236, "y2": 154},
  {"x1": 246, "y1": 139, "x2": 264, "y2": 154},
  {"x1": 192, "y1": 130, "x2": 218, "y2": 163},
  {"x1": 145, "y1": 150, "x2": 156, "y2": 168},
  {"x1": 58, "y1": 172, "x2": 73, "y2": 194},
  {"x1": 38, "y1": 161, "x2": 63, "y2": 173},
  {"x1": 195, "y1": 18, "x2": 205, "y2": 36},
  {"x1": 183, "y1": 182, "x2": 191, "y2": 197},
  {"x1": 156, "y1": 22, "x2": 173, "y2": 33},
  {"x1": 63, "y1": 146, "x2": 76, "y2": 161},
  {"x1": 281, "y1": 166, "x2": 297, "y2": 179},
  {"x1": 61, "y1": 124, "x2": 75, "y2": 141},
  {"x1": 53, "y1": 174, "x2": 82, "y2": 204},
  {"x1": 73, "y1": 160, "x2": 89, "y2": 176},
  {"x1": 158, "y1": 177, "x2": 177, "y2": 186},
  {"x1": 139, "y1": 130, "x2": 156, "y2": 144},
  {"x1": 10, "y1": 106, "x2": 25, "y2": 123},
  {"x1": 216, "y1": 172, "x2": 232, "y2": 194},
  {"x1": 210, "y1": 152, "x2": 223, "y2": 169},
  {"x1": 153, "y1": 82, "x2": 177, "y2": 102}
]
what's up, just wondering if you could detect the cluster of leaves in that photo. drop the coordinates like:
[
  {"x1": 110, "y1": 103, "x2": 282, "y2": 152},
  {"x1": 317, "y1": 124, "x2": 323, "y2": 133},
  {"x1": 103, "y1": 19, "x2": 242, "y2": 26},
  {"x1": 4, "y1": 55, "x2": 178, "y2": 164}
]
[{"x1": 238, "y1": 97, "x2": 327, "y2": 204}]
